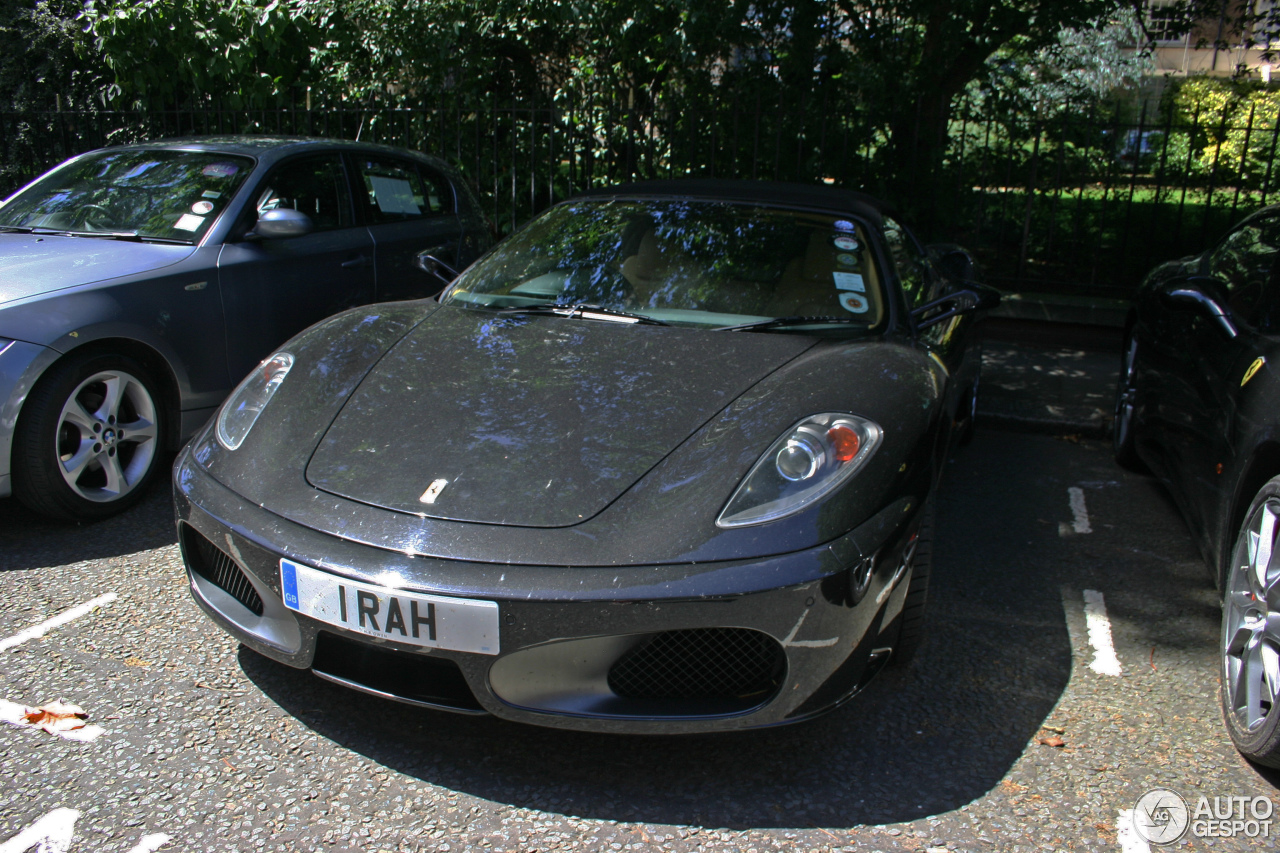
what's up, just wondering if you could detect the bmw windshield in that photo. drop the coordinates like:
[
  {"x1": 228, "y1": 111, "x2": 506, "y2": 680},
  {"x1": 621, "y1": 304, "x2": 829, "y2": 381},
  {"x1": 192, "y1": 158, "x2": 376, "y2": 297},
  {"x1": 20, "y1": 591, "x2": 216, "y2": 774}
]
[
  {"x1": 443, "y1": 199, "x2": 886, "y2": 330},
  {"x1": 0, "y1": 149, "x2": 253, "y2": 243}
]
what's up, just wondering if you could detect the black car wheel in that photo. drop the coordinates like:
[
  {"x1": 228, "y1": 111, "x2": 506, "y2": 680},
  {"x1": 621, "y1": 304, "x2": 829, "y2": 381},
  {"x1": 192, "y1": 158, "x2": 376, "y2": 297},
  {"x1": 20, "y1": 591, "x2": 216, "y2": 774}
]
[
  {"x1": 1221, "y1": 476, "x2": 1280, "y2": 767},
  {"x1": 13, "y1": 353, "x2": 165, "y2": 521},
  {"x1": 890, "y1": 502, "x2": 934, "y2": 667},
  {"x1": 1113, "y1": 334, "x2": 1145, "y2": 471}
]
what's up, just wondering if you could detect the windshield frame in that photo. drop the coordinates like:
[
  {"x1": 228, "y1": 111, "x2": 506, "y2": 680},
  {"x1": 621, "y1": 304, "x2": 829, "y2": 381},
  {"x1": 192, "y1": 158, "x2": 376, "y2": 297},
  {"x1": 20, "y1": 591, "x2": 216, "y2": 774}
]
[{"x1": 441, "y1": 195, "x2": 892, "y2": 335}]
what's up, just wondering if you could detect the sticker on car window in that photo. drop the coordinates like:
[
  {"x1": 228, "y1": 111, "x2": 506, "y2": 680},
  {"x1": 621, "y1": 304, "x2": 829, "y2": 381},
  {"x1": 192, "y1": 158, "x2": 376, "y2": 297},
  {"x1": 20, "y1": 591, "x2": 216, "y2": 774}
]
[
  {"x1": 368, "y1": 176, "x2": 421, "y2": 215},
  {"x1": 174, "y1": 213, "x2": 205, "y2": 231},
  {"x1": 191, "y1": 201, "x2": 215, "y2": 215},
  {"x1": 831, "y1": 235, "x2": 858, "y2": 251},
  {"x1": 832, "y1": 271, "x2": 865, "y2": 292},
  {"x1": 834, "y1": 220, "x2": 855, "y2": 232},
  {"x1": 835, "y1": 252, "x2": 858, "y2": 267},
  {"x1": 202, "y1": 163, "x2": 239, "y2": 178},
  {"x1": 839, "y1": 292, "x2": 869, "y2": 313},
  {"x1": 201, "y1": 190, "x2": 222, "y2": 199}
]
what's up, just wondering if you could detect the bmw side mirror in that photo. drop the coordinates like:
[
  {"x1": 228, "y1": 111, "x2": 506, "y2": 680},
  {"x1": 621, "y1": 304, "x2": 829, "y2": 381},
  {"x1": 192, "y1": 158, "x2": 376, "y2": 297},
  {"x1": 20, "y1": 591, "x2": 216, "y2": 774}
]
[
  {"x1": 248, "y1": 208, "x2": 314, "y2": 241},
  {"x1": 1161, "y1": 278, "x2": 1238, "y2": 339}
]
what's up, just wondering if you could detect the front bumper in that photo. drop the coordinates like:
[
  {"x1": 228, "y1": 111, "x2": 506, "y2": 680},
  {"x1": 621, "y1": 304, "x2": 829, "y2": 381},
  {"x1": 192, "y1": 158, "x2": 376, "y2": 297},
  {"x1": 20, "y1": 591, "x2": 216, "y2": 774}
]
[
  {"x1": 0, "y1": 339, "x2": 61, "y2": 498},
  {"x1": 173, "y1": 446, "x2": 923, "y2": 734}
]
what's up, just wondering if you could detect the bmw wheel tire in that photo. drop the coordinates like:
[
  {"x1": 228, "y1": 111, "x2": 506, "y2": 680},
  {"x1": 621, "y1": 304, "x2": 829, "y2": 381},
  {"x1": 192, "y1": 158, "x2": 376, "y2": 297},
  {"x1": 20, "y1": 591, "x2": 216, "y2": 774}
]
[
  {"x1": 13, "y1": 353, "x2": 166, "y2": 521},
  {"x1": 1221, "y1": 476, "x2": 1280, "y2": 767},
  {"x1": 890, "y1": 502, "x2": 934, "y2": 668},
  {"x1": 1113, "y1": 334, "x2": 1146, "y2": 472}
]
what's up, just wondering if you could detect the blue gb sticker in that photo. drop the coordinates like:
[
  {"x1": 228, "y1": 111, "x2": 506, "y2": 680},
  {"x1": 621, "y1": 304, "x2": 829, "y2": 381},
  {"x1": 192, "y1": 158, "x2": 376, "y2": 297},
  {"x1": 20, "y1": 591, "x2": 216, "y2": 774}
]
[{"x1": 280, "y1": 559, "x2": 300, "y2": 610}]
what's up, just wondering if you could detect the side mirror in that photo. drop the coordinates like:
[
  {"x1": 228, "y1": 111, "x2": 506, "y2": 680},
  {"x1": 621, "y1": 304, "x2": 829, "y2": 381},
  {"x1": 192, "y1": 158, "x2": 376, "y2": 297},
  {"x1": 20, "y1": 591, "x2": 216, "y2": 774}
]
[
  {"x1": 415, "y1": 245, "x2": 460, "y2": 283},
  {"x1": 928, "y1": 243, "x2": 979, "y2": 283},
  {"x1": 1160, "y1": 278, "x2": 1238, "y2": 339},
  {"x1": 249, "y1": 208, "x2": 314, "y2": 240}
]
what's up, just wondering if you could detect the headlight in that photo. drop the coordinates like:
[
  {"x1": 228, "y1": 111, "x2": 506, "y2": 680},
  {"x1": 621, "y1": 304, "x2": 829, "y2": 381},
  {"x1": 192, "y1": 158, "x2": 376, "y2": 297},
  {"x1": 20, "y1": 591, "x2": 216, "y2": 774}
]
[
  {"x1": 716, "y1": 413, "x2": 882, "y2": 528},
  {"x1": 216, "y1": 352, "x2": 294, "y2": 450}
]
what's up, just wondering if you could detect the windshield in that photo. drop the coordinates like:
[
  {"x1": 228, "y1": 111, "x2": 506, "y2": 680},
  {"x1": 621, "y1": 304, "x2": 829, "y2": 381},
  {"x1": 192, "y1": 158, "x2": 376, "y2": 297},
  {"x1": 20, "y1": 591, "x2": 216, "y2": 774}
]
[
  {"x1": 442, "y1": 199, "x2": 885, "y2": 330},
  {"x1": 0, "y1": 149, "x2": 254, "y2": 242}
]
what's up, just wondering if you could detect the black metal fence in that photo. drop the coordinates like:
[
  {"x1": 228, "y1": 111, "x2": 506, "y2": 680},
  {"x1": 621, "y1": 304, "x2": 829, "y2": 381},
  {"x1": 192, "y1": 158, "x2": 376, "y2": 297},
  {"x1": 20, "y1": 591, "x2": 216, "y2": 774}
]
[{"x1": 5, "y1": 92, "x2": 1280, "y2": 297}]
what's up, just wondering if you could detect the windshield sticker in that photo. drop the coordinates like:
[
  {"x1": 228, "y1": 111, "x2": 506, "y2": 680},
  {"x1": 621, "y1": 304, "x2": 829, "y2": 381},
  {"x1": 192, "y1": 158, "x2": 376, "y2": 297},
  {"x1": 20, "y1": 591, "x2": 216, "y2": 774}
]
[
  {"x1": 834, "y1": 219, "x2": 854, "y2": 232},
  {"x1": 174, "y1": 213, "x2": 205, "y2": 231},
  {"x1": 191, "y1": 201, "x2": 215, "y2": 215},
  {"x1": 832, "y1": 235, "x2": 859, "y2": 251},
  {"x1": 835, "y1": 252, "x2": 858, "y2": 267},
  {"x1": 832, "y1": 271, "x2": 865, "y2": 292},
  {"x1": 201, "y1": 190, "x2": 222, "y2": 199},
  {"x1": 202, "y1": 163, "x2": 239, "y2": 178},
  {"x1": 839, "y1": 292, "x2": 869, "y2": 313}
]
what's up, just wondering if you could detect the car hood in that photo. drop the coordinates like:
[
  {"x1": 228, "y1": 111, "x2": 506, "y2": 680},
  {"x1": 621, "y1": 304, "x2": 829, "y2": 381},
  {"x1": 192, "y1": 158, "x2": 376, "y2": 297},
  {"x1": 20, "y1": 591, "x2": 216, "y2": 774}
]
[
  {"x1": 305, "y1": 307, "x2": 815, "y2": 527},
  {"x1": 0, "y1": 233, "x2": 195, "y2": 306}
]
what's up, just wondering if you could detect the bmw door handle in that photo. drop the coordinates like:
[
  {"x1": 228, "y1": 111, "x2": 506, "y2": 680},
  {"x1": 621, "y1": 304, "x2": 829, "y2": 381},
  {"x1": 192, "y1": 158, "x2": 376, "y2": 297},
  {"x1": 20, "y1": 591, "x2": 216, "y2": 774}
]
[{"x1": 341, "y1": 254, "x2": 372, "y2": 269}]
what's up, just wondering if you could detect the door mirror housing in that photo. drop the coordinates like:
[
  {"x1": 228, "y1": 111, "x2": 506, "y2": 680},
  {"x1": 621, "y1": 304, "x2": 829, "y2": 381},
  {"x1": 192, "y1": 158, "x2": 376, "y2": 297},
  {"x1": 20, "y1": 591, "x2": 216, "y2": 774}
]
[
  {"x1": 927, "y1": 243, "x2": 980, "y2": 283},
  {"x1": 1160, "y1": 278, "x2": 1238, "y2": 338},
  {"x1": 249, "y1": 208, "x2": 314, "y2": 240}
]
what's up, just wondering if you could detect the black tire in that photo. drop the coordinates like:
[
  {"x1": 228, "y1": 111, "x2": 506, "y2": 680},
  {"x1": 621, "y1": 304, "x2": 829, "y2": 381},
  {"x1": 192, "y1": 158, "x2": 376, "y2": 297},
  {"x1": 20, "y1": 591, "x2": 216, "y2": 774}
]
[
  {"x1": 890, "y1": 502, "x2": 934, "y2": 668},
  {"x1": 1113, "y1": 333, "x2": 1146, "y2": 472},
  {"x1": 1220, "y1": 475, "x2": 1280, "y2": 767},
  {"x1": 12, "y1": 352, "x2": 166, "y2": 521}
]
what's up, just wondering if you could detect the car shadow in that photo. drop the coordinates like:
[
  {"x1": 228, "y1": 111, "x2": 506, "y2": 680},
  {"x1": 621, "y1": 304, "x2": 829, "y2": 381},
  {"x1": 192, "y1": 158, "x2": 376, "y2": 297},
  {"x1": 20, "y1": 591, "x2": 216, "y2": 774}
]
[
  {"x1": 0, "y1": 455, "x2": 178, "y2": 573},
  {"x1": 238, "y1": 431, "x2": 1083, "y2": 829}
]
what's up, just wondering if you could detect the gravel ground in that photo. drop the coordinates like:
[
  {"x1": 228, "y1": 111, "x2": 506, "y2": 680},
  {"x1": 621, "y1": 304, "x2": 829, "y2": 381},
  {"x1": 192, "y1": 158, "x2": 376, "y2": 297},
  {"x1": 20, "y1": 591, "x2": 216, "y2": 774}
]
[{"x1": 0, "y1": 430, "x2": 1277, "y2": 852}]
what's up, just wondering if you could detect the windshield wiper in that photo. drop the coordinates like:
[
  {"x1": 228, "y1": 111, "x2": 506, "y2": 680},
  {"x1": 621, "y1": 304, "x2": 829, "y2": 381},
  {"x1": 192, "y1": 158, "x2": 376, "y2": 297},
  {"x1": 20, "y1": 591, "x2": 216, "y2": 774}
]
[
  {"x1": 715, "y1": 315, "x2": 868, "y2": 332},
  {"x1": 59, "y1": 230, "x2": 192, "y2": 244},
  {"x1": 495, "y1": 302, "x2": 670, "y2": 326}
]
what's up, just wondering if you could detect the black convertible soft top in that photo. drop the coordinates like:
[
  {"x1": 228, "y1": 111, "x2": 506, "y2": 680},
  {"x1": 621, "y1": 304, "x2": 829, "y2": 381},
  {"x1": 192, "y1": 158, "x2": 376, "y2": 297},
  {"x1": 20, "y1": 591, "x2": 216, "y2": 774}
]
[{"x1": 578, "y1": 179, "x2": 889, "y2": 227}]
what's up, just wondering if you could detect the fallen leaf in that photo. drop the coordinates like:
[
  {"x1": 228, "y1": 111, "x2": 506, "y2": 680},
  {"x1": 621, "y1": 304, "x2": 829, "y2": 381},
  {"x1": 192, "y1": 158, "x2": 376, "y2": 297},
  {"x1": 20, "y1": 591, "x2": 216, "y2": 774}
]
[
  {"x1": 1038, "y1": 736, "x2": 1066, "y2": 748},
  {"x1": 1000, "y1": 779, "x2": 1027, "y2": 793},
  {"x1": 124, "y1": 657, "x2": 149, "y2": 668},
  {"x1": 22, "y1": 700, "x2": 89, "y2": 734},
  {"x1": 1041, "y1": 725, "x2": 1065, "y2": 734}
]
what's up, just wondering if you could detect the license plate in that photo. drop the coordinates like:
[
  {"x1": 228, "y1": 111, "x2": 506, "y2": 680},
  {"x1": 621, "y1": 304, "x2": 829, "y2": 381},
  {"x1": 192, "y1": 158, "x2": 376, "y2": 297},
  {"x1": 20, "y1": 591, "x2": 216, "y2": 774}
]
[{"x1": 280, "y1": 558, "x2": 499, "y2": 655}]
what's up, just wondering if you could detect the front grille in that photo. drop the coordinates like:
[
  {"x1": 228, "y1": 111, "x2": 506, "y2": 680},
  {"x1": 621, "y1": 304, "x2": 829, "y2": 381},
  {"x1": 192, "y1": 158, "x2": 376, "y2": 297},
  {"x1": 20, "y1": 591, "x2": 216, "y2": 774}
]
[
  {"x1": 181, "y1": 526, "x2": 265, "y2": 616},
  {"x1": 608, "y1": 628, "x2": 785, "y2": 702},
  {"x1": 312, "y1": 632, "x2": 484, "y2": 713}
]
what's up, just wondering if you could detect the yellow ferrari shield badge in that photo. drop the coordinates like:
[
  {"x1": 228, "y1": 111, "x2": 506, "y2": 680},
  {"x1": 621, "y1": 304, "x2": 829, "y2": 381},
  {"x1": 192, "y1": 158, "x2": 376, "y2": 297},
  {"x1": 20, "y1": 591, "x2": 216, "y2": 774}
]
[{"x1": 1242, "y1": 357, "x2": 1266, "y2": 387}]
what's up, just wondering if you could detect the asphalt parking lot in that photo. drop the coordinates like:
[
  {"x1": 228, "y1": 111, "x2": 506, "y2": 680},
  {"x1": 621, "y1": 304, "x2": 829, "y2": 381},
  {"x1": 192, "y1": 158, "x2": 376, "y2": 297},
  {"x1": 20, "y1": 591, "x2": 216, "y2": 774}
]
[{"x1": 1, "y1": 420, "x2": 1276, "y2": 853}]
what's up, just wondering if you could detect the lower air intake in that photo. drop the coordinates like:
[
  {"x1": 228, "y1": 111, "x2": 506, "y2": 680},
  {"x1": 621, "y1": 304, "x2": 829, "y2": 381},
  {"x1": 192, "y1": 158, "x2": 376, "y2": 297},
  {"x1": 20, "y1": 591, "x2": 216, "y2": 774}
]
[
  {"x1": 608, "y1": 628, "x2": 785, "y2": 703},
  {"x1": 181, "y1": 526, "x2": 265, "y2": 616}
]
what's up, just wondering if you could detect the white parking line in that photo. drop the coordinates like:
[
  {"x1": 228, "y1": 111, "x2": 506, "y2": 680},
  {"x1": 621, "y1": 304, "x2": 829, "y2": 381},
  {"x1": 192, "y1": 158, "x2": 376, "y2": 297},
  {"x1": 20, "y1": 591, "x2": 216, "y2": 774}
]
[
  {"x1": 0, "y1": 808, "x2": 79, "y2": 853},
  {"x1": 1116, "y1": 809, "x2": 1150, "y2": 853},
  {"x1": 0, "y1": 809, "x2": 170, "y2": 853},
  {"x1": 0, "y1": 593, "x2": 118, "y2": 652},
  {"x1": 125, "y1": 834, "x2": 172, "y2": 853},
  {"x1": 1068, "y1": 487, "x2": 1092, "y2": 534},
  {"x1": 1083, "y1": 589, "x2": 1123, "y2": 676}
]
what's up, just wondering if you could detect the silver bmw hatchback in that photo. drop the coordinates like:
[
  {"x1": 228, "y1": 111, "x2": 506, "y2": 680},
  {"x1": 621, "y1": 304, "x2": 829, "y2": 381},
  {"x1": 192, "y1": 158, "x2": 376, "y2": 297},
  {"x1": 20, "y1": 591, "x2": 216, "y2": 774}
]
[{"x1": 0, "y1": 136, "x2": 492, "y2": 520}]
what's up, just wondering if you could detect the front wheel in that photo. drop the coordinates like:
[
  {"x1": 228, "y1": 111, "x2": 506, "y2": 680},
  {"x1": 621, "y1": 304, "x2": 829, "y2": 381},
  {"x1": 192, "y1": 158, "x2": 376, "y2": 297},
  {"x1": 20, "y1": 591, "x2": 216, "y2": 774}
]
[
  {"x1": 13, "y1": 353, "x2": 166, "y2": 521},
  {"x1": 1221, "y1": 476, "x2": 1280, "y2": 767},
  {"x1": 890, "y1": 502, "x2": 934, "y2": 668}
]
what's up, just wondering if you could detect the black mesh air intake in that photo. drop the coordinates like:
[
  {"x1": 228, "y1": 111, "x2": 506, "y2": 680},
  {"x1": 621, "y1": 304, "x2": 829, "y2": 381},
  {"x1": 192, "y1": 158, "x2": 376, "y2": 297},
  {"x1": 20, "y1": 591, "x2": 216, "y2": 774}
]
[
  {"x1": 607, "y1": 628, "x2": 785, "y2": 702},
  {"x1": 181, "y1": 526, "x2": 265, "y2": 616}
]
